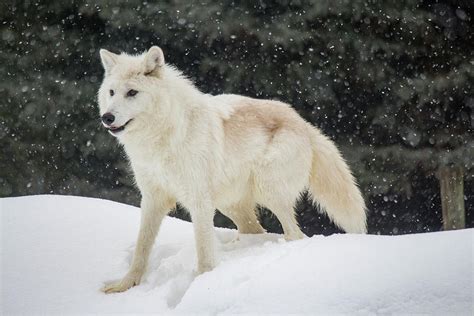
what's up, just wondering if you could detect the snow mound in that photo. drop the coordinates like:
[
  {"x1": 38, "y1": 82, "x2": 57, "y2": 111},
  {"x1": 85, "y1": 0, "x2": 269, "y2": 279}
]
[{"x1": 1, "y1": 195, "x2": 473, "y2": 314}]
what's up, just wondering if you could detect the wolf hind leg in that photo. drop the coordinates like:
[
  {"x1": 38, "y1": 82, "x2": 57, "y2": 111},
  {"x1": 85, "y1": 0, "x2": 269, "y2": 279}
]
[
  {"x1": 220, "y1": 199, "x2": 265, "y2": 234},
  {"x1": 263, "y1": 196, "x2": 304, "y2": 241},
  {"x1": 254, "y1": 133, "x2": 311, "y2": 241},
  {"x1": 256, "y1": 179, "x2": 306, "y2": 240}
]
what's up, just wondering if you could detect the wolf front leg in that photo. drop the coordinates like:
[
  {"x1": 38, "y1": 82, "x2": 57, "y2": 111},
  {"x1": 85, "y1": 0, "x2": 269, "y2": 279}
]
[
  {"x1": 185, "y1": 196, "x2": 217, "y2": 274},
  {"x1": 102, "y1": 193, "x2": 175, "y2": 294}
]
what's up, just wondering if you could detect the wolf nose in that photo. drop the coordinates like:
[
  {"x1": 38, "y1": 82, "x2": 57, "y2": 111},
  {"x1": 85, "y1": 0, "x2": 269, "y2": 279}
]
[{"x1": 101, "y1": 113, "x2": 115, "y2": 125}]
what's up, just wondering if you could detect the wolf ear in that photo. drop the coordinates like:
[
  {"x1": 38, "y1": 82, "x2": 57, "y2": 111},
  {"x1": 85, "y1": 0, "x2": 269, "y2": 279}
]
[
  {"x1": 99, "y1": 49, "x2": 118, "y2": 75},
  {"x1": 143, "y1": 46, "x2": 165, "y2": 75}
]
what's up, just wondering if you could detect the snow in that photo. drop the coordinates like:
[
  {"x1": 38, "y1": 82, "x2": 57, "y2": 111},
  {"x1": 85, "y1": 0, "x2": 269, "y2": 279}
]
[{"x1": 1, "y1": 195, "x2": 473, "y2": 315}]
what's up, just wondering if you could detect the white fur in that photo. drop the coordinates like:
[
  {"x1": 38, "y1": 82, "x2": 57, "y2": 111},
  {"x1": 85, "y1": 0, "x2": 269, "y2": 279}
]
[{"x1": 98, "y1": 46, "x2": 367, "y2": 293}]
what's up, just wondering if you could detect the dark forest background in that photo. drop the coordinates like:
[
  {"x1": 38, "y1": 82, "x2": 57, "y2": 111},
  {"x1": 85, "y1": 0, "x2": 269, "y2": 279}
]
[{"x1": 1, "y1": 0, "x2": 473, "y2": 235}]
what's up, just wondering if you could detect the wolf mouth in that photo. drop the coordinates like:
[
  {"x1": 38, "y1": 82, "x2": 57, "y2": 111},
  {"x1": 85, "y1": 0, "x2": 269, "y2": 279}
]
[{"x1": 107, "y1": 119, "x2": 133, "y2": 134}]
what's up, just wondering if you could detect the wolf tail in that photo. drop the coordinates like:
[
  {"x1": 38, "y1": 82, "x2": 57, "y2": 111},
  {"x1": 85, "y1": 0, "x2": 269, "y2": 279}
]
[{"x1": 308, "y1": 127, "x2": 367, "y2": 233}]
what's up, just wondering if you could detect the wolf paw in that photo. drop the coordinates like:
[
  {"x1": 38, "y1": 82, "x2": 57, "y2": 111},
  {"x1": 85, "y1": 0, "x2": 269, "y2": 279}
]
[
  {"x1": 101, "y1": 274, "x2": 141, "y2": 294},
  {"x1": 196, "y1": 261, "x2": 216, "y2": 275}
]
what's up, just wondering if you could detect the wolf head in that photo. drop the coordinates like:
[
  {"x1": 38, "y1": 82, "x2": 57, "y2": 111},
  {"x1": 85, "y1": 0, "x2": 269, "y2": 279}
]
[{"x1": 97, "y1": 46, "x2": 181, "y2": 140}]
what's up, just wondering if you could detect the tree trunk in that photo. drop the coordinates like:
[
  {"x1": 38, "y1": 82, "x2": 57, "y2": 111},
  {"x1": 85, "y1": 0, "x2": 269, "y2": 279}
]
[{"x1": 439, "y1": 166, "x2": 465, "y2": 230}]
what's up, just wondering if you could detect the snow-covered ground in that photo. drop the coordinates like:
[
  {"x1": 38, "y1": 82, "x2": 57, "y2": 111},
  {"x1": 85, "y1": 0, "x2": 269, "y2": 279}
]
[{"x1": 1, "y1": 195, "x2": 472, "y2": 315}]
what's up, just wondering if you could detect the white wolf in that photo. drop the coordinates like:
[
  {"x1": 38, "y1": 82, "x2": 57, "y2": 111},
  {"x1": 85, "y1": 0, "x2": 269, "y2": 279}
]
[{"x1": 98, "y1": 46, "x2": 366, "y2": 293}]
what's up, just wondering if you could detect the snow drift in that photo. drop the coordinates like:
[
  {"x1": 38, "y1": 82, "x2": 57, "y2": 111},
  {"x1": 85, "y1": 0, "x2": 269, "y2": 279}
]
[{"x1": 1, "y1": 195, "x2": 472, "y2": 314}]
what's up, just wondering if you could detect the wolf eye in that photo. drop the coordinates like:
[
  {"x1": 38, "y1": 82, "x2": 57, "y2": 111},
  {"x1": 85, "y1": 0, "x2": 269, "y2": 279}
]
[
  {"x1": 127, "y1": 89, "x2": 138, "y2": 97},
  {"x1": 109, "y1": 89, "x2": 114, "y2": 96}
]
